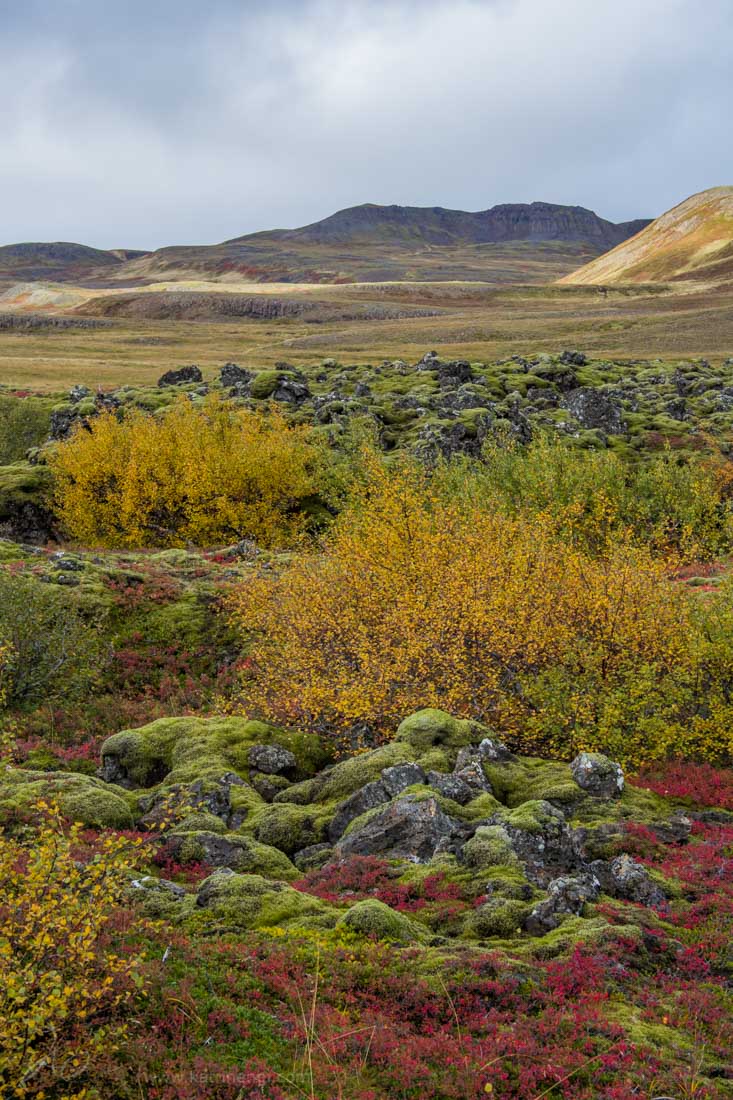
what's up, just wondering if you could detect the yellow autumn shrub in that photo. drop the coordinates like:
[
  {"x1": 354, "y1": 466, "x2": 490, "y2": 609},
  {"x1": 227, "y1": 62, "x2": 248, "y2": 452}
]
[
  {"x1": 0, "y1": 803, "x2": 145, "y2": 1099},
  {"x1": 229, "y1": 453, "x2": 705, "y2": 765},
  {"x1": 49, "y1": 395, "x2": 327, "y2": 548}
]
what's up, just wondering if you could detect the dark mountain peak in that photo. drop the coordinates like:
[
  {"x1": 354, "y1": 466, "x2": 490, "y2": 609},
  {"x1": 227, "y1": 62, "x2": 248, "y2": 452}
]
[{"x1": 229, "y1": 201, "x2": 651, "y2": 250}]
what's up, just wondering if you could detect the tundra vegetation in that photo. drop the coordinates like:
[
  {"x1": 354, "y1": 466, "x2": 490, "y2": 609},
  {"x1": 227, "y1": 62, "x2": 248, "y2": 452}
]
[{"x1": 0, "y1": 355, "x2": 732, "y2": 1099}]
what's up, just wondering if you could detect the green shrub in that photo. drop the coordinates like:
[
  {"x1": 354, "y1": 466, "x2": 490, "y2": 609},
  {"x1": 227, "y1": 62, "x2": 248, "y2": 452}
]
[
  {"x1": 437, "y1": 432, "x2": 732, "y2": 560},
  {"x1": 0, "y1": 573, "x2": 107, "y2": 707},
  {"x1": 0, "y1": 396, "x2": 52, "y2": 464}
]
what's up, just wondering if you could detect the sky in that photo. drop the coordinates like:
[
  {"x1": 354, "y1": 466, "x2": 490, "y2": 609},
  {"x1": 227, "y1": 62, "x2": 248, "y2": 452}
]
[{"x1": 1, "y1": 0, "x2": 732, "y2": 250}]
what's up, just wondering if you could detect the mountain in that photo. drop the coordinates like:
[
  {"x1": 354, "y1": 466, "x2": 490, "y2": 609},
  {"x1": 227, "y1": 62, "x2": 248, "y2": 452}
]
[
  {"x1": 0, "y1": 203, "x2": 649, "y2": 287},
  {"x1": 0, "y1": 242, "x2": 149, "y2": 283},
  {"x1": 231, "y1": 201, "x2": 649, "y2": 249},
  {"x1": 559, "y1": 187, "x2": 733, "y2": 286},
  {"x1": 117, "y1": 202, "x2": 650, "y2": 286}
]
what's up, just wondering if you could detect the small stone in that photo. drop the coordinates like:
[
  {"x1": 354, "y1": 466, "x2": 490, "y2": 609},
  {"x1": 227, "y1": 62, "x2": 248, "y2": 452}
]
[
  {"x1": 247, "y1": 744, "x2": 297, "y2": 776},
  {"x1": 524, "y1": 873, "x2": 600, "y2": 935},
  {"x1": 55, "y1": 573, "x2": 81, "y2": 586},
  {"x1": 381, "y1": 763, "x2": 425, "y2": 796},
  {"x1": 570, "y1": 752, "x2": 624, "y2": 799},
  {"x1": 69, "y1": 384, "x2": 91, "y2": 403},
  {"x1": 52, "y1": 556, "x2": 84, "y2": 572},
  {"x1": 129, "y1": 875, "x2": 186, "y2": 901},
  {"x1": 426, "y1": 771, "x2": 473, "y2": 805},
  {"x1": 478, "y1": 737, "x2": 515, "y2": 762}
]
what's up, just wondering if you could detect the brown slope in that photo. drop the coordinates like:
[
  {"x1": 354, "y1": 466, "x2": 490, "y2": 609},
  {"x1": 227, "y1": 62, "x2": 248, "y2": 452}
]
[{"x1": 559, "y1": 187, "x2": 733, "y2": 286}]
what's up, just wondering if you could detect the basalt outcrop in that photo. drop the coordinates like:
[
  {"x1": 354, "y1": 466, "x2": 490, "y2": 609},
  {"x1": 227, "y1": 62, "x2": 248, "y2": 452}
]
[{"x1": 0, "y1": 708, "x2": 697, "y2": 953}]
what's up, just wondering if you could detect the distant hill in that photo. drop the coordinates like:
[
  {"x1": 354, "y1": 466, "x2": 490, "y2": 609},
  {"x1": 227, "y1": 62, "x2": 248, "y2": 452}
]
[
  {"x1": 0, "y1": 203, "x2": 650, "y2": 287},
  {"x1": 0, "y1": 241, "x2": 149, "y2": 282},
  {"x1": 559, "y1": 187, "x2": 733, "y2": 285},
  {"x1": 117, "y1": 202, "x2": 650, "y2": 286},
  {"x1": 233, "y1": 201, "x2": 649, "y2": 249}
]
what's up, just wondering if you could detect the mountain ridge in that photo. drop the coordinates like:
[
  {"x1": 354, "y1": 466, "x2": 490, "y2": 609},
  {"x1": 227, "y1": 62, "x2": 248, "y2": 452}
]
[
  {"x1": 228, "y1": 200, "x2": 650, "y2": 249},
  {"x1": 0, "y1": 201, "x2": 651, "y2": 286}
]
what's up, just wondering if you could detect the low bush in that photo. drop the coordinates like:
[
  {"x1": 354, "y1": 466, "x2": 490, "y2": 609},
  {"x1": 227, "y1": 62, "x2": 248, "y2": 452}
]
[
  {"x1": 439, "y1": 432, "x2": 733, "y2": 560},
  {"x1": 49, "y1": 396, "x2": 329, "y2": 549},
  {"x1": 0, "y1": 572, "x2": 107, "y2": 708},
  {"x1": 230, "y1": 453, "x2": 733, "y2": 765},
  {"x1": 0, "y1": 395, "x2": 52, "y2": 464},
  {"x1": 0, "y1": 803, "x2": 145, "y2": 1098}
]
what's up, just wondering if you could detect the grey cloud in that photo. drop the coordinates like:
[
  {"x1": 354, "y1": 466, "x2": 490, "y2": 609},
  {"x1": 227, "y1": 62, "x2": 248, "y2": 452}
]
[{"x1": 0, "y1": 0, "x2": 731, "y2": 248}]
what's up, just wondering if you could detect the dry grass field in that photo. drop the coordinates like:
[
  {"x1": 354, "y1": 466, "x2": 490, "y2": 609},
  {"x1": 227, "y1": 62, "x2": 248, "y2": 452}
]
[{"x1": 2, "y1": 276, "x2": 733, "y2": 393}]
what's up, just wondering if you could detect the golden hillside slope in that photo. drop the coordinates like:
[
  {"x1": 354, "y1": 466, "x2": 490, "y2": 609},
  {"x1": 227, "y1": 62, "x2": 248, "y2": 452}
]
[{"x1": 559, "y1": 187, "x2": 733, "y2": 285}]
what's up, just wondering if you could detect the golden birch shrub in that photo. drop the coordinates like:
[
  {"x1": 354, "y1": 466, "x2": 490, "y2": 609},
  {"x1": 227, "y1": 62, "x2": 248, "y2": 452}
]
[
  {"x1": 0, "y1": 803, "x2": 145, "y2": 1099},
  {"x1": 229, "y1": 454, "x2": 700, "y2": 764},
  {"x1": 49, "y1": 396, "x2": 326, "y2": 548}
]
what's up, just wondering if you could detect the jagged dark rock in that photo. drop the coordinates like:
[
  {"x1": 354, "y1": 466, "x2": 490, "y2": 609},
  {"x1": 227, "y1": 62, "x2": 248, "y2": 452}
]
[
  {"x1": 50, "y1": 406, "x2": 83, "y2": 440},
  {"x1": 381, "y1": 763, "x2": 425, "y2": 796},
  {"x1": 272, "y1": 378, "x2": 311, "y2": 404},
  {"x1": 478, "y1": 737, "x2": 515, "y2": 763},
  {"x1": 328, "y1": 780, "x2": 391, "y2": 843},
  {"x1": 335, "y1": 795, "x2": 458, "y2": 862},
  {"x1": 69, "y1": 384, "x2": 91, "y2": 403},
  {"x1": 593, "y1": 853, "x2": 668, "y2": 908},
  {"x1": 524, "y1": 873, "x2": 600, "y2": 935},
  {"x1": 559, "y1": 350, "x2": 587, "y2": 367},
  {"x1": 220, "y1": 362, "x2": 252, "y2": 387},
  {"x1": 561, "y1": 388, "x2": 626, "y2": 434},
  {"x1": 157, "y1": 365, "x2": 203, "y2": 387},
  {"x1": 426, "y1": 771, "x2": 473, "y2": 805}
]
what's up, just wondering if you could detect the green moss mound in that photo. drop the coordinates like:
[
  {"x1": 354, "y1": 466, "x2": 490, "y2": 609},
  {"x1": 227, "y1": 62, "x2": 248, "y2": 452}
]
[
  {"x1": 336, "y1": 898, "x2": 424, "y2": 943},
  {"x1": 100, "y1": 715, "x2": 327, "y2": 789},
  {"x1": 0, "y1": 462, "x2": 54, "y2": 523},
  {"x1": 0, "y1": 768, "x2": 135, "y2": 830},
  {"x1": 462, "y1": 825, "x2": 517, "y2": 869},
  {"x1": 168, "y1": 828, "x2": 297, "y2": 879},
  {"x1": 192, "y1": 870, "x2": 336, "y2": 931},
  {"x1": 466, "y1": 897, "x2": 531, "y2": 939},
  {"x1": 395, "y1": 708, "x2": 489, "y2": 753}
]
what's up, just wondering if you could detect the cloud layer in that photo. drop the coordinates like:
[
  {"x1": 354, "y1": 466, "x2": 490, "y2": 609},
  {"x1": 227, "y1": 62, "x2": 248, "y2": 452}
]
[{"x1": 1, "y1": 0, "x2": 731, "y2": 248}]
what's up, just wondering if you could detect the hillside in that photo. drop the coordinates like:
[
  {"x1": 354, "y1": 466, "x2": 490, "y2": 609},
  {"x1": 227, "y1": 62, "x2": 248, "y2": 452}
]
[
  {"x1": 0, "y1": 241, "x2": 149, "y2": 282},
  {"x1": 231, "y1": 201, "x2": 649, "y2": 248},
  {"x1": 0, "y1": 204, "x2": 648, "y2": 287},
  {"x1": 106, "y1": 201, "x2": 651, "y2": 286},
  {"x1": 559, "y1": 186, "x2": 733, "y2": 285}
]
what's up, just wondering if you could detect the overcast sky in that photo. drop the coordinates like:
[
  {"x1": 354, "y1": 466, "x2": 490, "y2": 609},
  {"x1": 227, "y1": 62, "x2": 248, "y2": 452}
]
[{"x1": 1, "y1": 0, "x2": 731, "y2": 250}]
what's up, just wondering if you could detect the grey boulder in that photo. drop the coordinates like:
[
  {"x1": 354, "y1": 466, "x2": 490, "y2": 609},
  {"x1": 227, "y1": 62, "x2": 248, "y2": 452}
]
[{"x1": 336, "y1": 796, "x2": 458, "y2": 863}]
